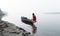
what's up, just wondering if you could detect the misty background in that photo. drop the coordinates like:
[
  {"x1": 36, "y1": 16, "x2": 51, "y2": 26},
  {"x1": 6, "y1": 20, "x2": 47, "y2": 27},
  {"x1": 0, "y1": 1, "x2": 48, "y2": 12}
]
[{"x1": 0, "y1": 0, "x2": 60, "y2": 36}]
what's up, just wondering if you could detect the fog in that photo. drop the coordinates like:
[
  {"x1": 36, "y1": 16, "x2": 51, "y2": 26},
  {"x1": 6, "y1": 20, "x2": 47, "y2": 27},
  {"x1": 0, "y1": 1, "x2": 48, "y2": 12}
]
[{"x1": 0, "y1": 0, "x2": 60, "y2": 36}]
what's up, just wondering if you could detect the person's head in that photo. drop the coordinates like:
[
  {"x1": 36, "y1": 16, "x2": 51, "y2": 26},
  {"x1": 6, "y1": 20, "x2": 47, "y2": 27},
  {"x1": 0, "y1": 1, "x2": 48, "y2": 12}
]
[{"x1": 32, "y1": 13, "x2": 35, "y2": 16}]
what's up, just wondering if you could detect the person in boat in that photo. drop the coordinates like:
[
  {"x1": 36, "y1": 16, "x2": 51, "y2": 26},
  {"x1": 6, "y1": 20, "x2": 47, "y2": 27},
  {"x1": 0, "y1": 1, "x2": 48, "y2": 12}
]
[
  {"x1": 21, "y1": 13, "x2": 37, "y2": 23},
  {"x1": 31, "y1": 13, "x2": 36, "y2": 23},
  {"x1": 21, "y1": 13, "x2": 37, "y2": 34}
]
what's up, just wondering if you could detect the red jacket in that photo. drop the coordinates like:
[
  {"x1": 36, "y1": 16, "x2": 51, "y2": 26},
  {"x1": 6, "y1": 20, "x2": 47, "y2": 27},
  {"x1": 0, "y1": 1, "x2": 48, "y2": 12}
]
[{"x1": 33, "y1": 15, "x2": 36, "y2": 22}]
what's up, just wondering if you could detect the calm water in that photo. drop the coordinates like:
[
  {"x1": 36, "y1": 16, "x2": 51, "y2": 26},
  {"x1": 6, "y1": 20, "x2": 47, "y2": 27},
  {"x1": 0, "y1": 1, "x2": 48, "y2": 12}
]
[{"x1": 35, "y1": 14, "x2": 60, "y2": 36}]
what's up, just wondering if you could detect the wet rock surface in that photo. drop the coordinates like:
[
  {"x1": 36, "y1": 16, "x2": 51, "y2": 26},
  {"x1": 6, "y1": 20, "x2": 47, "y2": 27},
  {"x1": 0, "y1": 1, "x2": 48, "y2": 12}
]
[{"x1": 0, "y1": 21, "x2": 32, "y2": 36}]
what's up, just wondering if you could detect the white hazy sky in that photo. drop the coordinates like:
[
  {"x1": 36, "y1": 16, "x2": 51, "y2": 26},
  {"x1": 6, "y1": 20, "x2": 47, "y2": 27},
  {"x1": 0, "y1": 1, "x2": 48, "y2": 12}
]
[
  {"x1": 0, "y1": 0, "x2": 60, "y2": 35},
  {"x1": 0, "y1": 0, "x2": 60, "y2": 26},
  {"x1": 0, "y1": 0, "x2": 60, "y2": 12}
]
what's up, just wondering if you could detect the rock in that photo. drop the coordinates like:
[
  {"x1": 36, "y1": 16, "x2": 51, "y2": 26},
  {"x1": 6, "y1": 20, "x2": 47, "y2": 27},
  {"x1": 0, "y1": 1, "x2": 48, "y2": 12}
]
[
  {"x1": 0, "y1": 9, "x2": 33, "y2": 36},
  {"x1": 0, "y1": 21, "x2": 32, "y2": 36}
]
